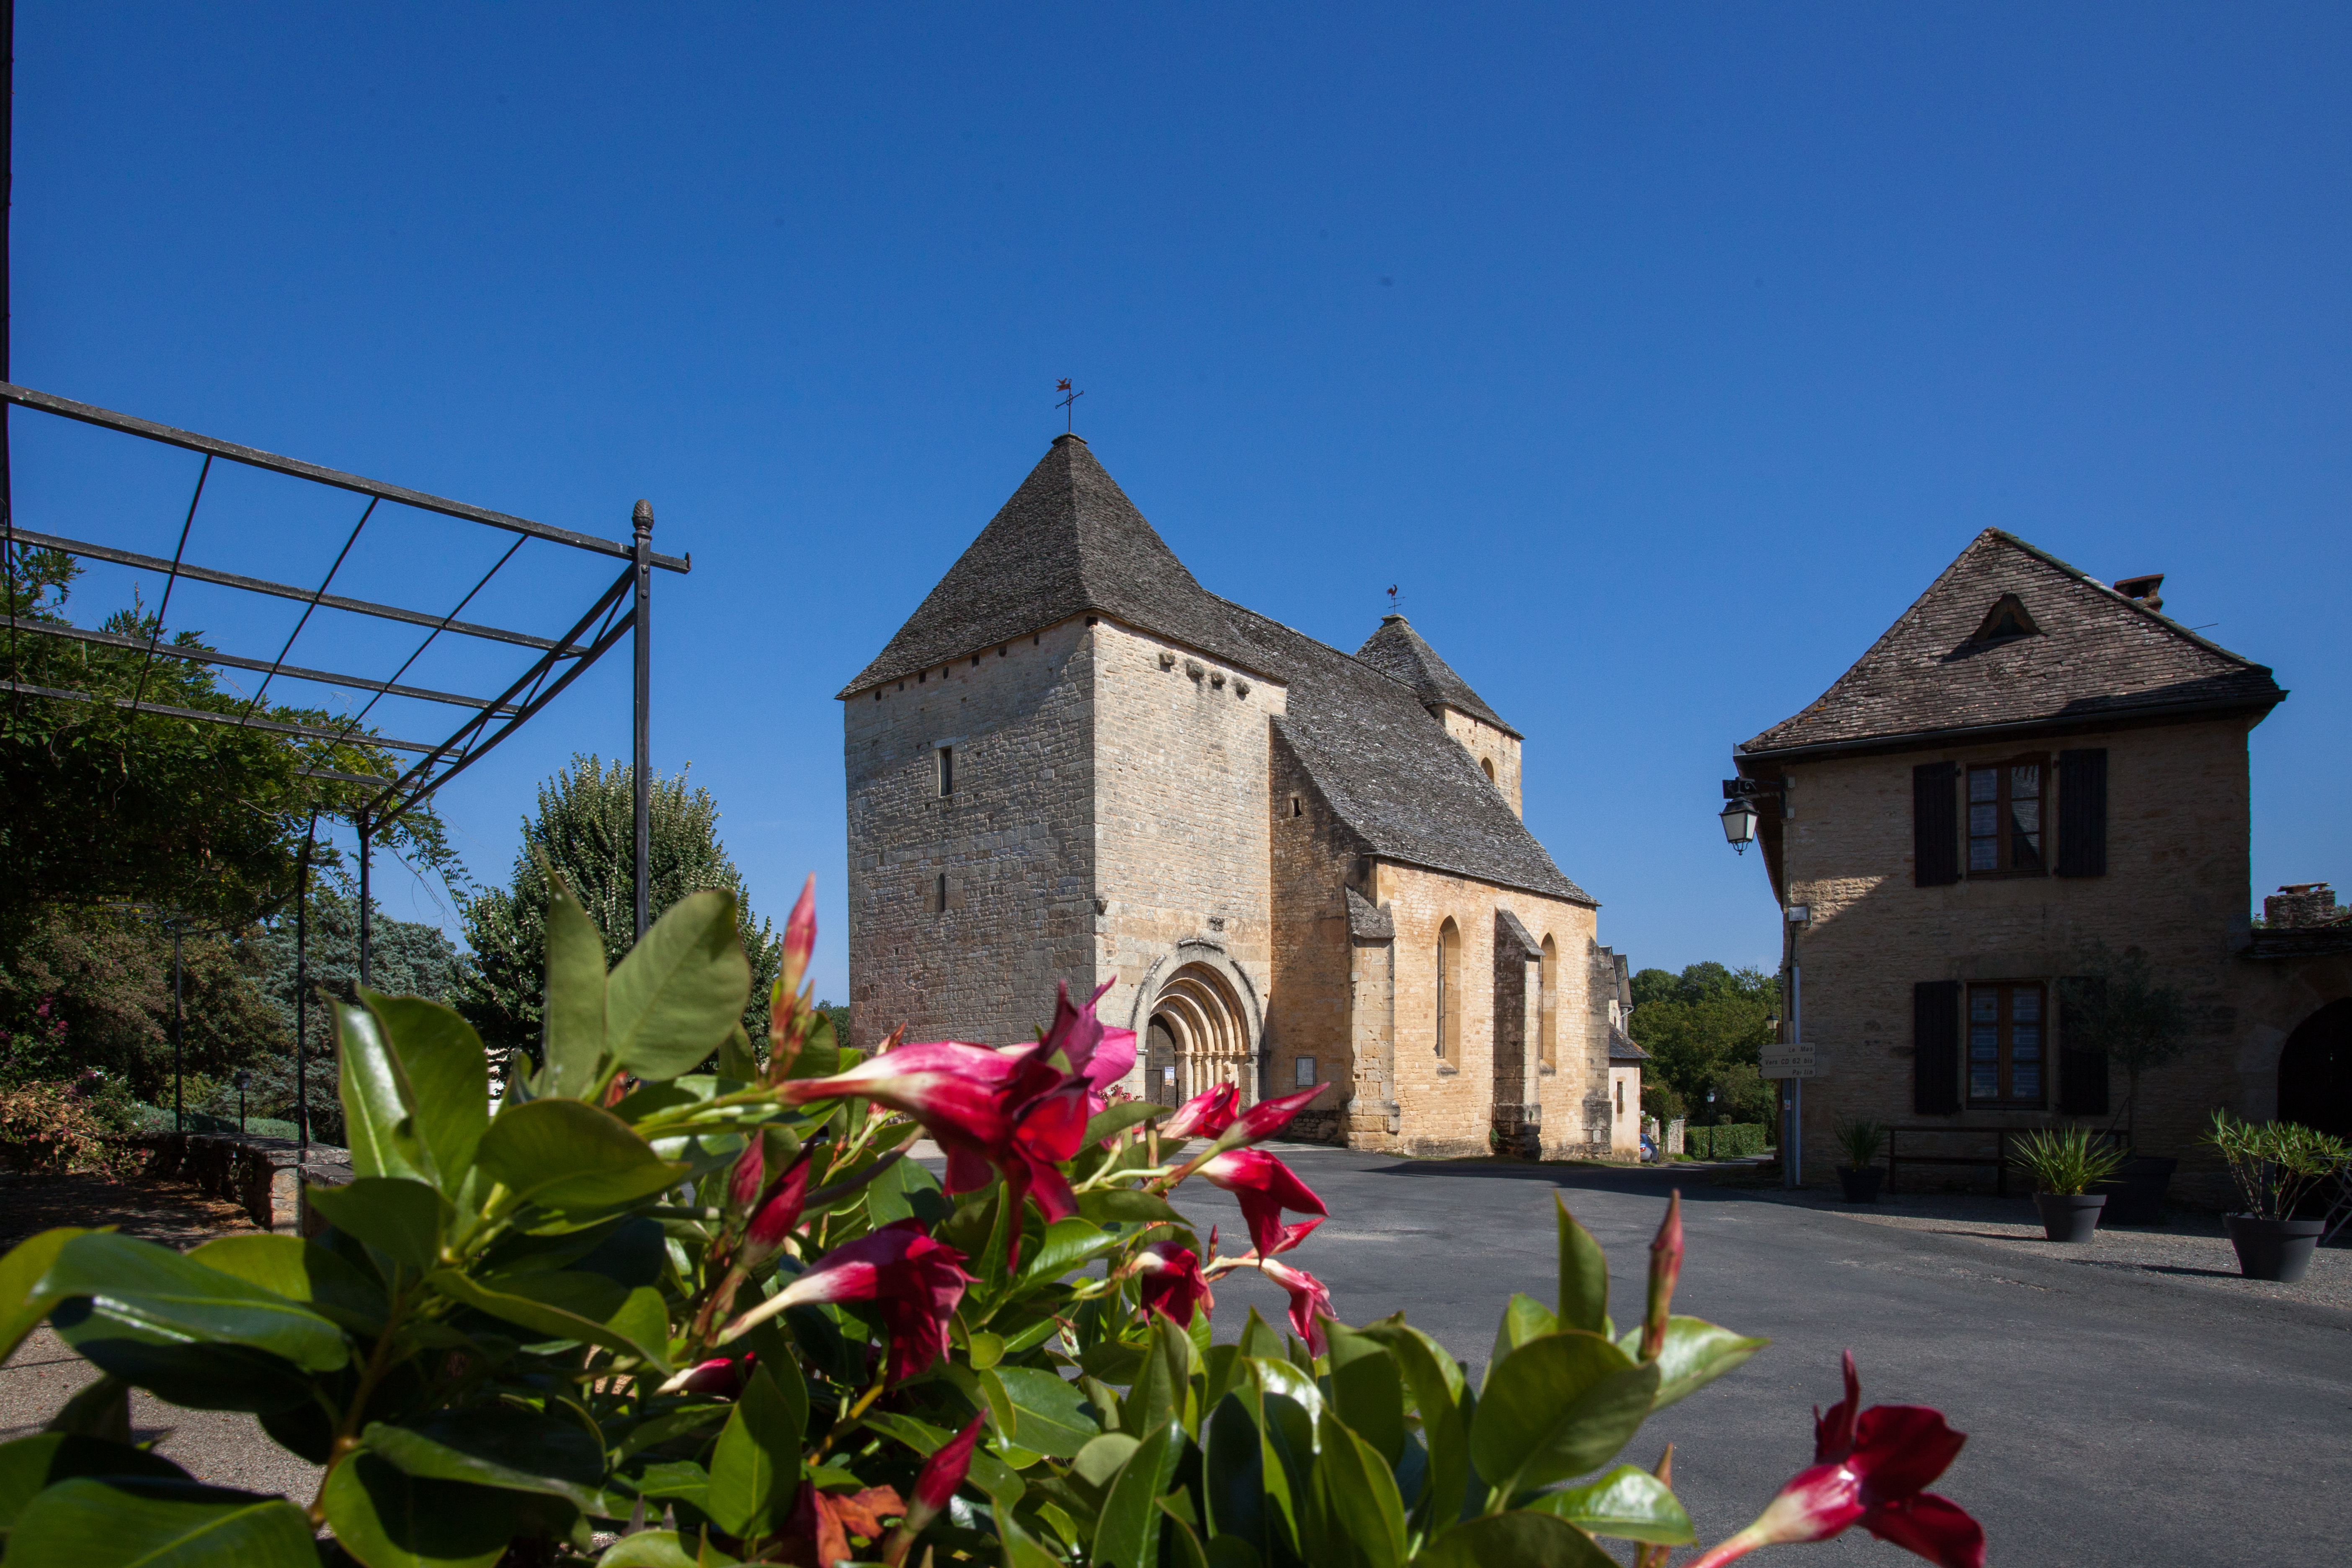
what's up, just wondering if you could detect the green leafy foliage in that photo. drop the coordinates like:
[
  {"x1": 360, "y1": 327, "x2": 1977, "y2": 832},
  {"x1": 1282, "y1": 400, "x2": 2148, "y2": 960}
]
[
  {"x1": 0, "y1": 879, "x2": 1792, "y2": 1568},
  {"x1": 1627, "y1": 963, "x2": 1780, "y2": 1125}
]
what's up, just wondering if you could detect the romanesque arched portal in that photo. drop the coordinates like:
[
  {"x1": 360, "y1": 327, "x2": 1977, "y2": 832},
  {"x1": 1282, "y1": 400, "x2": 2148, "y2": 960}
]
[{"x1": 1147, "y1": 962, "x2": 1256, "y2": 1107}]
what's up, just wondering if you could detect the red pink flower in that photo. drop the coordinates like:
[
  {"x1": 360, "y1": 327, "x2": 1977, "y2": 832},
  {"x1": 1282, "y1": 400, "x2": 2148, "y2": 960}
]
[
  {"x1": 884, "y1": 1413, "x2": 985, "y2": 1566},
  {"x1": 1158, "y1": 1083, "x2": 1238, "y2": 1142},
  {"x1": 722, "y1": 1220, "x2": 973, "y2": 1383},
  {"x1": 1199, "y1": 1148, "x2": 1328, "y2": 1259},
  {"x1": 1256, "y1": 1256, "x2": 1335, "y2": 1356},
  {"x1": 1132, "y1": 1241, "x2": 1214, "y2": 1326},
  {"x1": 1685, "y1": 1353, "x2": 1984, "y2": 1568}
]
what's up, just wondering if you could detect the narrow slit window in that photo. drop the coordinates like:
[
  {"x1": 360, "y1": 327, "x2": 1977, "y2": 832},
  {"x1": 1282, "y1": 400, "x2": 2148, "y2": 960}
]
[
  {"x1": 937, "y1": 745, "x2": 954, "y2": 797},
  {"x1": 933, "y1": 872, "x2": 947, "y2": 913}
]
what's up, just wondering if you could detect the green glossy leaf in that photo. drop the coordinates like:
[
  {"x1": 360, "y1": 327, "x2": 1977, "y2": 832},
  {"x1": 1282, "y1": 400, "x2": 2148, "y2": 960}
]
[
  {"x1": 361, "y1": 992, "x2": 493, "y2": 1194},
  {"x1": 46, "y1": 1313, "x2": 315, "y2": 1414},
  {"x1": 1018, "y1": 1218, "x2": 1126, "y2": 1289},
  {"x1": 0, "y1": 1229, "x2": 92, "y2": 1367},
  {"x1": 541, "y1": 875, "x2": 609, "y2": 1099},
  {"x1": 1073, "y1": 1431, "x2": 1142, "y2": 1490},
  {"x1": 1078, "y1": 1188, "x2": 1189, "y2": 1228},
  {"x1": 188, "y1": 1234, "x2": 388, "y2": 1335},
  {"x1": 323, "y1": 1452, "x2": 521, "y2": 1568},
  {"x1": 338, "y1": 1001, "x2": 431, "y2": 1184},
  {"x1": 1236, "y1": 1308, "x2": 1287, "y2": 1364},
  {"x1": 476, "y1": 1099, "x2": 690, "y2": 1212},
  {"x1": 1083, "y1": 1101, "x2": 1164, "y2": 1148},
  {"x1": 1470, "y1": 1331, "x2": 1658, "y2": 1498},
  {"x1": 38, "y1": 1233, "x2": 347, "y2": 1372},
  {"x1": 861, "y1": 1412, "x2": 1024, "y2": 1509},
  {"x1": 705, "y1": 1362, "x2": 801, "y2": 1539},
  {"x1": 606, "y1": 890, "x2": 752, "y2": 1083},
  {"x1": 1323, "y1": 1323, "x2": 1404, "y2": 1467},
  {"x1": 305, "y1": 1179, "x2": 450, "y2": 1272},
  {"x1": 1200, "y1": 1393, "x2": 1277, "y2": 1560},
  {"x1": 1486, "y1": 1293, "x2": 1558, "y2": 1384},
  {"x1": 1554, "y1": 1200, "x2": 1610, "y2": 1337},
  {"x1": 1122, "y1": 1311, "x2": 1196, "y2": 1438},
  {"x1": 1617, "y1": 1316, "x2": 1771, "y2": 1411},
  {"x1": 1359, "y1": 1320, "x2": 1468, "y2": 1534},
  {"x1": 994, "y1": 1366, "x2": 1099, "y2": 1458},
  {"x1": 0, "y1": 1434, "x2": 188, "y2": 1530},
  {"x1": 1527, "y1": 1463, "x2": 1695, "y2": 1545},
  {"x1": 427, "y1": 1269, "x2": 671, "y2": 1369},
  {"x1": 716, "y1": 1024, "x2": 762, "y2": 1084},
  {"x1": 1090, "y1": 1418, "x2": 1184, "y2": 1568},
  {"x1": 1416, "y1": 1510, "x2": 1618, "y2": 1568},
  {"x1": 10, "y1": 1477, "x2": 316, "y2": 1568},
  {"x1": 598, "y1": 1532, "x2": 697, "y2": 1568},
  {"x1": 363, "y1": 1407, "x2": 617, "y2": 1517},
  {"x1": 1001, "y1": 1510, "x2": 1074, "y2": 1568},
  {"x1": 1313, "y1": 1410, "x2": 1407, "y2": 1568}
]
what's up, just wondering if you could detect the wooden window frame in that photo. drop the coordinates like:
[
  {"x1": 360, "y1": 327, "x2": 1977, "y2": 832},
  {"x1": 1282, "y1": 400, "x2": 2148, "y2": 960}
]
[
  {"x1": 1966, "y1": 754, "x2": 2048, "y2": 877},
  {"x1": 1966, "y1": 980, "x2": 2049, "y2": 1108}
]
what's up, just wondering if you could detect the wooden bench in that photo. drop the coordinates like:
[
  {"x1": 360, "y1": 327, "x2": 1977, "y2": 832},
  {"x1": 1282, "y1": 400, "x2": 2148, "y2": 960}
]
[{"x1": 1884, "y1": 1126, "x2": 2130, "y2": 1198}]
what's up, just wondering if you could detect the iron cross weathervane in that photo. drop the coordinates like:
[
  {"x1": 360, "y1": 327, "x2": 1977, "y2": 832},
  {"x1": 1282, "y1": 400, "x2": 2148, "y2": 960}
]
[{"x1": 1056, "y1": 379, "x2": 1085, "y2": 433}]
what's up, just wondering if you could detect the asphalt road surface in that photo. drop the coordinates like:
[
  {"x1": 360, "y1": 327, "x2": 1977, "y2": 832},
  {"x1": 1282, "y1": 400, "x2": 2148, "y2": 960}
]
[{"x1": 1178, "y1": 1148, "x2": 2346, "y2": 1568}]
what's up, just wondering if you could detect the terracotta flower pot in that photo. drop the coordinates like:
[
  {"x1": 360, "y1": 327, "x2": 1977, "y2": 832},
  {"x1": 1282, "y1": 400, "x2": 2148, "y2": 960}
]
[
  {"x1": 2032, "y1": 1191, "x2": 2105, "y2": 1243},
  {"x1": 2224, "y1": 1215, "x2": 2324, "y2": 1282}
]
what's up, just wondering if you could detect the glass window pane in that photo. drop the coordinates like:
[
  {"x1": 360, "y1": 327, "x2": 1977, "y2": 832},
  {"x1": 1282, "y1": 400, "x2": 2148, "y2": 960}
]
[
  {"x1": 2012, "y1": 1065, "x2": 2040, "y2": 1099},
  {"x1": 1970, "y1": 991, "x2": 1998, "y2": 1023},
  {"x1": 2012, "y1": 989, "x2": 2040, "y2": 1022},
  {"x1": 1969, "y1": 768, "x2": 1999, "y2": 802},
  {"x1": 2012, "y1": 800, "x2": 2040, "y2": 833},
  {"x1": 2011, "y1": 763, "x2": 2039, "y2": 797},
  {"x1": 1969, "y1": 839, "x2": 1997, "y2": 871},
  {"x1": 2011, "y1": 1025, "x2": 2041, "y2": 1060},
  {"x1": 1970, "y1": 1066, "x2": 2000, "y2": 1099},
  {"x1": 1969, "y1": 803, "x2": 1998, "y2": 836}
]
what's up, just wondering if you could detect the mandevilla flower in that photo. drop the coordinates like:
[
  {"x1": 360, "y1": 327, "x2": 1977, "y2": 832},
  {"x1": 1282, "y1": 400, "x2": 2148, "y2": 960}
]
[
  {"x1": 1158, "y1": 1083, "x2": 1239, "y2": 1142},
  {"x1": 1039, "y1": 975, "x2": 1139, "y2": 1115},
  {"x1": 1229, "y1": 1082, "x2": 1328, "y2": 1146},
  {"x1": 1643, "y1": 1188, "x2": 1684, "y2": 1361},
  {"x1": 718, "y1": 1219, "x2": 973, "y2": 1383},
  {"x1": 782, "y1": 873, "x2": 817, "y2": 993},
  {"x1": 1132, "y1": 1241, "x2": 1214, "y2": 1326},
  {"x1": 1200, "y1": 1148, "x2": 1328, "y2": 1259},
  {"x1": 676, "y1": 1352, "x2": 754, "y2": 1398},
  {"x1": 882, "y1": 1413, "x2": 985, "y2": 1567},
  {"x1": 1257, "y1": 1256, "x2": 1335, "y2": 1357},
  {"x1": 1684, "y1": 1353, "x2": 1984, "y2": 1568}
]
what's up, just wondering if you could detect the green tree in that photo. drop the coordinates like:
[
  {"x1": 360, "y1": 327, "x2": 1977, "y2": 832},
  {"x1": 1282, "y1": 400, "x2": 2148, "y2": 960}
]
[
  {"x1": 454, "y1": 755, "x2": 781, "y2": 1057},
  {"x1": 0, "y1": 548, "x2": 453, "y2": 941},
  {"x1": 1628, "y1": 962, "x2": 1781, "y2": 1124},
  {"x1": 2061, "y1": 939, "x2": 2193, "y2": 1140}
]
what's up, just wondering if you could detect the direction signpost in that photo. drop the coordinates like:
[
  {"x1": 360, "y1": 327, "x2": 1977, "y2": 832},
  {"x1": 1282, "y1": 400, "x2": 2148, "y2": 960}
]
[{"x1": 1761, "y1": 1044, "x2": 1821, "y2": 1080}]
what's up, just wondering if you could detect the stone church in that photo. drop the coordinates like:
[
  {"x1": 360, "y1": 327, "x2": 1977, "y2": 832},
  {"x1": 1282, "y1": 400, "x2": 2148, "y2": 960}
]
[{"x1": 839, "y1": 434, "x2": 1638, "y2": 1156}]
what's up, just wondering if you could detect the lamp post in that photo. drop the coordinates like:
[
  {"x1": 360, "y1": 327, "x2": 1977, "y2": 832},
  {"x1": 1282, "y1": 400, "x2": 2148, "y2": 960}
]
[{"x1": 1720, "y1": 776, "x2": 1802, "y2": 1189}]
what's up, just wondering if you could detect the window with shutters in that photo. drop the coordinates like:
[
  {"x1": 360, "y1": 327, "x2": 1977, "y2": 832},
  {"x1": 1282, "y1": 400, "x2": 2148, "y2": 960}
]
[
  {"x1": 1967, "y1": 981, "x2": 2047, "y2": 1106},
  {"x1": 1966, "y1": 756, "x2": 2045, "y2": 875}
]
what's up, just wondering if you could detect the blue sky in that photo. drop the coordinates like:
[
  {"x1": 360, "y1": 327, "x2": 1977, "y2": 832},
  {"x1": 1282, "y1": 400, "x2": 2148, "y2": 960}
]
[{"x1": 14, "y1": 5, "x2": 2348, "y2": 1004}]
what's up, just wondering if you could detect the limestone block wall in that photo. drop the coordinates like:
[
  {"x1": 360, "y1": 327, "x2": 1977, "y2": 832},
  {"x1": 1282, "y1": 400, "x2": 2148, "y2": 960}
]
[
  {"x1": 1266, "y1": 728, "x2": 1366, "y2": 1141},
  {"x1": 843, "y1": 617, "x2": 1098, "y2": 1051},
  {"x1": 1090, "y1": 621, "x2": 1284, "y2": 1100},
  {"x1": 1609, "y1": 1065, "x2": 1642, "y2": 1155},
  {"x1": 1373, "y1": 861, "x2": 1602, "y2": 1157},
  {"x1": 1439, "y1": 709, "x2": 1523, "y2": 818},
  {"x1": 1774, "y1": 716, "x2": 2269, "y2": 1195}
]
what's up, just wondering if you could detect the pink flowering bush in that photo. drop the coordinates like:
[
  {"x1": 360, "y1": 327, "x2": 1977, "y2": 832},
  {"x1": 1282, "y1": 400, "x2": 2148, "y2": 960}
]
[{"x1": 0, "y1": 878, "x2": 1981, "y2": 1567}]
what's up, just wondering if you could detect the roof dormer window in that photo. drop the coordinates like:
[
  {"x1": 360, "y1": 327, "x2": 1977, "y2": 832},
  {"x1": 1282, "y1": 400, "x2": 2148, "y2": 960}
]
[{"x1": 1970, "y1": 593, "x2": 2039, "y2": 645}]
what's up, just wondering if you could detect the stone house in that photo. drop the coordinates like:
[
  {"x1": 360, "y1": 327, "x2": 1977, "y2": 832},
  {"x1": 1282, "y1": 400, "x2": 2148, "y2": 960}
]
[
  {"x1": 1730, "y1": 529, "x2": 2351, "y2": 1192},
  {"x1": 839, "y1": 434, "x2": 1635, "y2": 1156}
]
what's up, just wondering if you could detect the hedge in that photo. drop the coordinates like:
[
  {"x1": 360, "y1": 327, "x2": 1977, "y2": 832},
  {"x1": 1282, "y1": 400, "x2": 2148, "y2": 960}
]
[{"x1": 1687, "y1": 1122, "x2": 1769, "y2": 1160}]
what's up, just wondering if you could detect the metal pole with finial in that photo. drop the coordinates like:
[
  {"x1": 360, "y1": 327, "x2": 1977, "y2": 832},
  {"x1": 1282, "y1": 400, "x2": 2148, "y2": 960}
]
[
  {"x1": 632, "y1": 499, "x2": 654, "y2": 942},
  {"x1": 1056, "y1": 379, "x2": 1084, "y2": 433}
]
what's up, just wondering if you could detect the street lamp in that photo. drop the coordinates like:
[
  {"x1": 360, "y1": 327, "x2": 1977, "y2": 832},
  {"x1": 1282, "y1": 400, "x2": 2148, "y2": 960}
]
[{"x1": 1720, "y1": 794, "x2": 1759, "y2": 853}]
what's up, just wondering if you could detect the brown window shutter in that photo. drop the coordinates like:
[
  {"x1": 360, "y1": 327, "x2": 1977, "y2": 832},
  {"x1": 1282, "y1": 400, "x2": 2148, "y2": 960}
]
[
  {"x1": 2055, "y1": 975, "x2": 2111, "y2": 1115},
  {"x1": 1913, "y1": 980, "x2": 1961, "y2": 1114},
  {"x1": 2055, "y1": 749, "x2": 2107, "y2": 877},
  {"x1": 1913, "y1": 762, "x2": 1960, "y2": 886}
]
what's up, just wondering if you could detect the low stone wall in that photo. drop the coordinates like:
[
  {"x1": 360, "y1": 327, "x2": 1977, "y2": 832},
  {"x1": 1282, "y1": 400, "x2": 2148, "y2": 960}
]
[{"x1": 117, "y1": 1132, "x2": 351, "y2": 1234}]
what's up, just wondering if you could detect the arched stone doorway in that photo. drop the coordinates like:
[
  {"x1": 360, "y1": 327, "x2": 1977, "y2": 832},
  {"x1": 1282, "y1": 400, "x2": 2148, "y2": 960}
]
[
  {"x1": 1147, "y1": 963, "x2": 1256, "y2": 1107},
  {"x1": 2277, "y1": 998, "x2": 2352, "y2": 1138}
]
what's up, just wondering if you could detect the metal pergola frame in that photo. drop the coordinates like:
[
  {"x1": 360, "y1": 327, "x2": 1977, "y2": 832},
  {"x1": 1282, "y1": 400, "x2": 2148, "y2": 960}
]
[{"x1": 0, "y1": 379, "x2": 690, "y2": 1163}]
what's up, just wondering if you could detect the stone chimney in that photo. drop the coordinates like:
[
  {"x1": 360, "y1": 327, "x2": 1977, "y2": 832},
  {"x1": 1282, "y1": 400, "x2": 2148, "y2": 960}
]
[
  {"x1": 2113, "y1": 573, "x2": 2165, "y2": 614},
  {"x1": 2264, "y1": 883, "x2": 2340, "y2": 929}
]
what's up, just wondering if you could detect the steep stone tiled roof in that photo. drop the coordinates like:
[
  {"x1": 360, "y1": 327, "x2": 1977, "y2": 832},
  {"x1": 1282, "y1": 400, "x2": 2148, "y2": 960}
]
[
  {"x1": 1354, "y1": 616, "x2": 1521, "y2": 738},
  {"x1": 1344, "y1": 888, "x2": 1394, "y2": 939},
  {"x1": 1232, "y1": 603, "x2": 1593, "y2": 906},
  {"x1": 1608, "y1": 1027, "x2": 1649, "y2": 1062},
  {"x1": 1740, "y1": 529, "x2": 2285, "y2": 758},
  {"x1": 839, "y1": 435, "x2": 1267, "y2": 696},
  {"x1": 845, "y1": 437, "x2": 1594, "y2": 907}
]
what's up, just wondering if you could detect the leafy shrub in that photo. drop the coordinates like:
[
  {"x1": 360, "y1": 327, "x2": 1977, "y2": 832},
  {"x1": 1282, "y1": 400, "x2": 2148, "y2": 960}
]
[
  {"x1": 2012, "y1": 1128, "x2": 2128, "y2": 1197},
  {"x1": 0, "y1": 879, "x2": 1983, "y2": 1568},
  {"x1": 1689, "y1": 1123, "x2": 1768, "y2": 1160},
  {"x1": 0, "y1": 1078, "x2": 144, "y2": 1177},
  {"x1": 2206, "y1": 1111, "x2": 2352, "y2": 1219}
]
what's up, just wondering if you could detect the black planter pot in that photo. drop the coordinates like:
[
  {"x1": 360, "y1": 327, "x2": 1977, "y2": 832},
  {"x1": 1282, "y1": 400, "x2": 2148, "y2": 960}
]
[
  {"x1": 2033, "y1": 1191, "x2": 2106, "y2": 1243},
  {"x1": 2224, "y1": 1215, "x2": 2325, "y2": 1282},
  {"x1": 1836, "y1": 1166, "x2": 1884, "y2": 1204},
  {"x1": 2094, "y1": 1155, "x2": 2179, "y2": 1226}
]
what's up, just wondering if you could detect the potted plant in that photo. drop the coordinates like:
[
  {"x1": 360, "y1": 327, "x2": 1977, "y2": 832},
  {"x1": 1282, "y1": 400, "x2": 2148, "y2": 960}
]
[
  {"x1": 2014, "y1": 1127, "x2": 2128, "y2": 1242},
  {"x1": 2063, "y1": 945, "x2": 2192, "y2": 1222},
  {"x1": 1833, "y1": 1118, "x2": 1886, "y2": 1203},
  {"x1": 2206, "y1": 1111, "x2": 2351, "y2": 1282}
]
